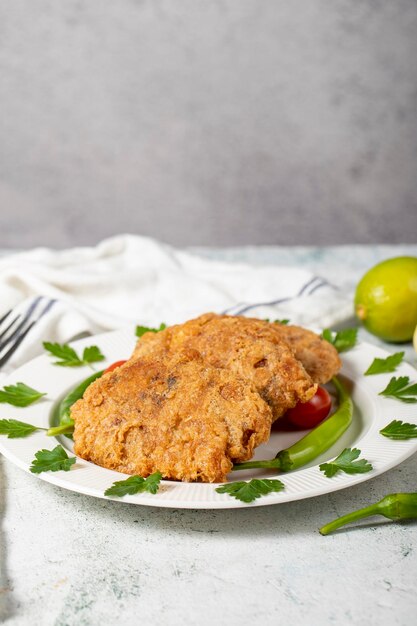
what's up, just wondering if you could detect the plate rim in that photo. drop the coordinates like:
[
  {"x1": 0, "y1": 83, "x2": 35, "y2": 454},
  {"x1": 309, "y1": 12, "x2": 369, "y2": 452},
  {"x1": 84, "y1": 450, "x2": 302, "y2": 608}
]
[{"x1": 1, "y1": 326, "x2": 416, "y2": 509}]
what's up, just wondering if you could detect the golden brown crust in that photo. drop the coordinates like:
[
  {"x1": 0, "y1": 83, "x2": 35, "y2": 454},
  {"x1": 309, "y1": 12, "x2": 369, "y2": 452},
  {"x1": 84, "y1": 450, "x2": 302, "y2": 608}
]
[
  {"x1": 134, "y1": 313, "x2": 341, "y2": 388},
  {"x1": 73, "y1": 313, "x2": 341, "y2": 483},
  {"x1": 132, "y1": 313, "x2": 318, "y2": 420},
  {"x1": 72, "y1": 349, "x2": 272, "y2": 483},
  {"x1": 271, "y1": 324, "x2": 342, "y2": 384}
]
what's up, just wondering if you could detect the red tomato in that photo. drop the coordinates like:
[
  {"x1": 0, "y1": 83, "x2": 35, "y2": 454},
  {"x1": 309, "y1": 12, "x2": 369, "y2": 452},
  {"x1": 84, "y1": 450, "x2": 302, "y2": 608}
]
[
  {"x1": 285, "y1": 386, "x2": 332, "y2": 429},
  {"x1": 104, "y1": 360, "x2": 127, "y2": 374}
]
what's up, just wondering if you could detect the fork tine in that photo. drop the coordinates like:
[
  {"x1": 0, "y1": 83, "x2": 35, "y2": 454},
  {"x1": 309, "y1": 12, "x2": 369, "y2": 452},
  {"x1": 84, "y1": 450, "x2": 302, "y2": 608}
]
[
  {"x1": 0, "y1": 296, "x2": 43, "y2": 351},
  {"x1": 0, "y1": 297, "x2": 56, "y2": 369},
  {"x1": 0, "y1": 309, "x2": 12, "y2": 326},
  {"x1": 0, "y1": 314, "x2": 21, "y2": 342},
  {"x1": 0, "y1": 321, "x2": 36, "y2": 368}
]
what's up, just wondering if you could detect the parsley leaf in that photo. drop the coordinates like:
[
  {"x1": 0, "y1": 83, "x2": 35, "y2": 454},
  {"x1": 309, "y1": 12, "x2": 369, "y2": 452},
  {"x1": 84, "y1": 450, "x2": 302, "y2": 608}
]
[
  {"x1": 364, "y1": 352, "x2": 404, "y2": 376},
  {"x1": 0, "y1": 382, "x2": 46, "y2": 407},
  {"x1": 380, "y1": 420, "x2": 417, "y2": 440},
  {"x1": 0, "y1": 419, "x2": 40, "y2": 438},
  {"x1": 319, "y1": 448, "x2": 373, "y2": 478},
  {"x1": 379, "y1": 376, "x2": 417, "y2": 404},
  {"x1": 43, "y1": 342, "x2": 81, "y2": 366},
  {"x1": 104, "y1": 472, "x2": 162, "y2": 497},
  {"x1": 321, "y1": 328, "x2": 358, "y2": 353},
  {"x1": 135, "y1": 323, "x2": 167, "y2": 338},
  {"x1": 30, "y1": 445, "x2": 76, "y2": 473},
  {"x1": 215, "y1": 478, "x2": 284, "y2": 503},
  {"x1": 82, "y1": 346, "x2": 105, "y2": 364},
  {"x1": 43, "y1": 342, "x2": 105, "y2": 367},
  {"x1": 264, "y1": 319, "x2": 290, "y2": 324}
]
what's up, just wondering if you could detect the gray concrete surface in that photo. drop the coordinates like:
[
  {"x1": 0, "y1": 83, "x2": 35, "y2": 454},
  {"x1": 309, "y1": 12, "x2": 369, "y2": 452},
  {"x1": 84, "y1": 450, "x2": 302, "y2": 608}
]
[{"x1": 0, "y1": 1, "x2": 416, "y2": 248}]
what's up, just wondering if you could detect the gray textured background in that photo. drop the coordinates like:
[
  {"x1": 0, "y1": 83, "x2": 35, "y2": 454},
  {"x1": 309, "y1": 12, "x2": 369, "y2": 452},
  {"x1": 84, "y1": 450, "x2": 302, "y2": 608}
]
[{"x1": 0, "y1": 0, "x2": 416, "y2": 249}]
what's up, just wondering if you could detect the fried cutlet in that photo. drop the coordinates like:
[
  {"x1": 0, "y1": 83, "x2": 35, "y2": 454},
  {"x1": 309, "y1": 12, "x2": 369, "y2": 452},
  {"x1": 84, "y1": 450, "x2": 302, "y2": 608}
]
[
  {"x1": 72, "y1": 349, "x2": 273, "y2": 483},
  {"x1": 271, "y1": 324, "x2": 341, "y2": 384},
  {"x1": 131, "y1": 313, "x2": 318, "y2": 420}
]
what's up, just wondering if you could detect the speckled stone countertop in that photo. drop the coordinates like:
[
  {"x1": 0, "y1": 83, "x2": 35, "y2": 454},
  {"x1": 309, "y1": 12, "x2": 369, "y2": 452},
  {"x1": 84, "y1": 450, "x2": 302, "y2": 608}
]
[{"x1": 1, "y1": 245, "x2": 416, "y2": 626}]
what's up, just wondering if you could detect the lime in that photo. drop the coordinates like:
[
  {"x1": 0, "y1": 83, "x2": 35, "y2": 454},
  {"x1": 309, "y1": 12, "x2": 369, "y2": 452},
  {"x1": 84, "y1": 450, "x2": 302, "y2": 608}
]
[{"x1": 354, "y1": 256, "x2": 417, "y2": 343}]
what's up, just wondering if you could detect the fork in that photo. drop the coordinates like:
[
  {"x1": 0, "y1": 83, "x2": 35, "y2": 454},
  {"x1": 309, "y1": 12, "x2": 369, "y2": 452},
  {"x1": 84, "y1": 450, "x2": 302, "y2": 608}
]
[{"x1": 0, "y1": 296, "x2": 56, "y2": 368}]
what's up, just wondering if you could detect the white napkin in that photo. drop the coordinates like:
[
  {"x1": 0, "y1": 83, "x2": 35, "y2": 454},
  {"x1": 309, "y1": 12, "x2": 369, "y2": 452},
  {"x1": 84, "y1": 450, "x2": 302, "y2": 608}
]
[{"x1": 0, "y1": 234, "x2": 353, "y2": 376}]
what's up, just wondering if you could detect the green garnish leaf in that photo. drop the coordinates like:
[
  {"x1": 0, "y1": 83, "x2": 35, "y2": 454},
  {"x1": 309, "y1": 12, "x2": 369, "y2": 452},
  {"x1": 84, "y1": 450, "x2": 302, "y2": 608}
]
[
  {"x1": 135, "y1": 323, "x2": 167, "y2": 338},
  {"x1": 43, "y1": 342, "x2": 105, "y2": 367},
  {"x1": 104, "y1": 472, "x2": 162, "y2": 497},
  {"x1": 274, "y1": 319, "x2": 290, "y2": 325},
  {"x1": 0, "y1": 382, "x2": 47, "y2": 407},
  {"x1": 319, "y1": 448, "x2": 373, "y2": 478},
  {"x1": 321, "y1": 328, "x2": 358, "y2": 353},
  {"x1": 215, "y1": 478, "x2": 284, "y2": 503},
  {"x1": 379, "y1": 376, "x2": 417, "y2": 404},
  {"x1": 30, "y1": 444, "x2": 76, "y2": 473},
  {"x1": 0, "y1": 418, "x2": 40, "y2": 438},
  {"x1": 43, "y1": 342, "x2": 82, "y2": 366},
  {"x1": 82, "y1": 345, "x2": 105, "y2": 364},
  {"x1": 364, "y1": 352, "x2": 404, "y2": 376},
  {"x1": 380, "y1": 420, "x2": 417, "y2": 440}
]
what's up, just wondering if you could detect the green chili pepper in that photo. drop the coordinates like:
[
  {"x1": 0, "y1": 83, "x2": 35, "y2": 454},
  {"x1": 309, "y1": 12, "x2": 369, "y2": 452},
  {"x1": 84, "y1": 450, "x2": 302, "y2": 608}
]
[
  {"x1": 233, "y1": 376, "x2": 353, "y2": 472},
  {"x1": 319, "y1": 493, "x2": 417, "y2": 535},
  {"x1": 46, "y1": 422, "x2": 76, "y2": 437},
  {"x1": 47, "y1": 370, "x2": 104, "y2": 437}
]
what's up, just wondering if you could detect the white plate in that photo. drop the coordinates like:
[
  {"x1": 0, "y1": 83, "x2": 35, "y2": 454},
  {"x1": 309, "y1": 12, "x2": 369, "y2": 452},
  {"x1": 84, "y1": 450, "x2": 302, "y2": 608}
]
[{"x1": 1, "y1": 328, "x2": 416, "y2": 509}]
